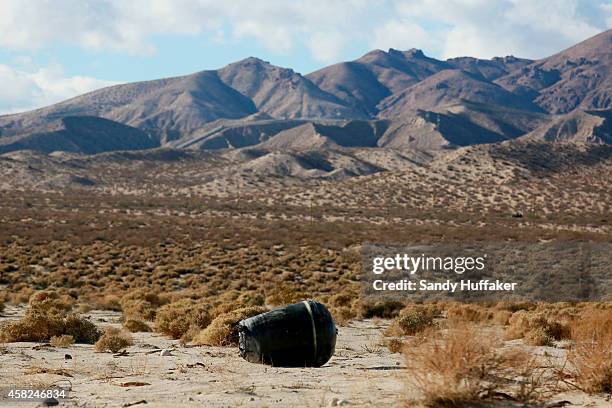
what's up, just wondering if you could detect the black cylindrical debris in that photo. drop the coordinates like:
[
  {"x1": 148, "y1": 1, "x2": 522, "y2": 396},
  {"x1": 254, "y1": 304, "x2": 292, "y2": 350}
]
[{"x1": 238, "y1": 300, "x2": 337, "y2": 367}]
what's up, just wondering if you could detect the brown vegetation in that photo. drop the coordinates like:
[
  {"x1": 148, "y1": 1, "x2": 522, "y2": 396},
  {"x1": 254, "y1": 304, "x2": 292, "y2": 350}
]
[
  {"x1": 155, "y1": 299, "x2": 211, "y2": 339},
  {"x1": 50, "y1": 334, "x2": 75, "y2": 347},
  {"x1": 193, "y1": 306, "x2": 267, "y2": 346},
  {"x1": 566, "y1": 309, "x2": 612, "y2": 393},
  {"x1": 0, "y1": 291, "x2": 100, "y2": 343},
  {"x1": 123, "y1": 319, "x2": 152, "y2": 333},
  {"x1": 95, "y1": 327, "x2": 133, "y2": 353},
  {"x1": 505, "y1": 310, "x2": 571, "y2": 346}
]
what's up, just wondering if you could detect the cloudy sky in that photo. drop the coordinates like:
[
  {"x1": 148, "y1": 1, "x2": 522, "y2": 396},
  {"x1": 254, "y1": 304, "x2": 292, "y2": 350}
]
[{"x1": 0, "y1": 0, "x2": 610, "y2": 114}]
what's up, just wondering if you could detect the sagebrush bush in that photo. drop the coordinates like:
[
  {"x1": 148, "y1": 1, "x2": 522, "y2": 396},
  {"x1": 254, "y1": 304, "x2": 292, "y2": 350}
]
[
  {"x1": 95, "y1": 327, "x2": 133, "y2": 353},
  {"x1": 384, "y1": 304, "x2": 439, "y2": 337},
  {"x1": 123, "y1": 319, "x2": 151, "y2": 333},
  {"x1": 396, "y1": 309, "x2": 436, "y2": 335},
  {"x1": 120, "y1": 289, "x2": 168, "y2": 320},
  {"x1": 193, "y1": 306, "x2": 266, "y2": 346},
  {"x1": 353, "y1": 299, "x2": 404, "y2": 319},
  {"x1": 505, "y1": 311, "x2": 570, "y2": 346},
  {"x1": 265, "y1": 286, "x2": 310, "y2": 307},
  {"x1": 0, "y1": 291, "x2": 101, "y2": 344},
  {"x1": 387, "y1": 337, "x2": 403, "y2": 353},
  {"x1": 329, "y1": 306, "x2": 355, "y2": 326},
  {"x1": 446, "y1": 303, "x2": 492, "y2": 323},
  {"x1": 402, "y1": 322, "x2": 549, "y2": 406},
  {"x1": 567, "y1": 309, "x2": 612, "y2": 393},
  {"x1": 155, "y1": 299, "x2": 211, "y2": 339},
  {"x1": 27, "y1": 291, "x2": 73, "y2": 316}
]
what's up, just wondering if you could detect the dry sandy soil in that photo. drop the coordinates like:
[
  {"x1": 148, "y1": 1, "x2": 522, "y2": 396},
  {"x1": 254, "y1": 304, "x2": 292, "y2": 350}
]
[
  {"x1": 1, "y1": 307, "x2": 405, "y2": 408},
  {"x1": 1, "y1": 306, "x2": 610, "y2": 408}
]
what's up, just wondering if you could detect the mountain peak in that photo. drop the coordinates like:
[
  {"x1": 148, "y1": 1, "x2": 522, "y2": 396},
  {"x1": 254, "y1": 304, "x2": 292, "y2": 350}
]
[{"x1": 402, "y1": 48, "x2": 426, "y2": 58}]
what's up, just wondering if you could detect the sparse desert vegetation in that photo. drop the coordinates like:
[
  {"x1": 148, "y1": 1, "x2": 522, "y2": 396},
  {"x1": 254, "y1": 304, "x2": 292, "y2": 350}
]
[{"x1": 0, "y1": 139, "x2": 609, "y2": 407}]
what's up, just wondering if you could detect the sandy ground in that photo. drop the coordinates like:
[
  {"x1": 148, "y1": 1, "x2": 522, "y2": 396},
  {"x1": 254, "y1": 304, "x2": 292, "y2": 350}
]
[
  {"x1": 0, "y1": 308, "x2": 405, "y2": 408},
  {"x1": 1, "y1": 307, "x2": 610, "y2": 407}
]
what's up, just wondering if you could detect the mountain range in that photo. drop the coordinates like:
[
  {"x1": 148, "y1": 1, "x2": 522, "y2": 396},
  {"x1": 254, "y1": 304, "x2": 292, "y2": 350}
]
[{"x1": 0, "y1": 29, "x2": 610, "y2": 155}]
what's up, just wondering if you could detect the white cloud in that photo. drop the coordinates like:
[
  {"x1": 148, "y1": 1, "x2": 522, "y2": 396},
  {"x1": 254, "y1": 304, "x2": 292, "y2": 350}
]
[
  {"x1": 0, "y1": 0, "x2": 609, "y2": 62},
  {"x1": 0, "y1": 63, "x2": 117, "y2": 114},
  {"x1": 307, "y1": 31, "x2": 347, "y2": 63},
  {"x1": 371, "y1": 20, "x2": 434, "y2": 53},
  {"x1": 389, "y1": 0, "x2": 610, "y2": 59}
]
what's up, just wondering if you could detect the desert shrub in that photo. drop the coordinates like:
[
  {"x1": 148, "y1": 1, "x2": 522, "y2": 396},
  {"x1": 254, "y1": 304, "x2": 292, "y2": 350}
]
[
  {"x1": 353, "y1": 299, "x2": 404, "y2": 319},
  {"x1": 62, "y1": 314, "x2": 102, "y2": 343},
  {"x1": 212, "y1": 291, "x2": 266, "y2": 315},
  {"x1": 155, "y1": 299, "x2": 211, "y2": 339},
  {"x1": 505, "y1": 311, "x2": 570, "y2": 345},
  {"x1": 0, "y1": 290, "x2": 99, "y2": 344},
  {"x1": 120, "y1": 289, "x2": 167, "y2": 320},
  {"x1": 193, "y1": 306, "x2": 267, "y2": 346},
  {"x1": 447, "y1": 303, "x2": 492, "y2": 323},
  {"x1": 403, "y1": 323, "x2": 550, "y2": 406},
  {"x1": 329, "y1": 306, "x2": 355, "y2": 326},
  {"x1": 396, "y1": 309, "x2": 436, "y2": 335},
  {"x1": 50, "y1": 335, "x2": 75, "y2": 347},
  {"x1": 237, "y1": 291, "x2": 265, "y2": 307},
  {"x1": 566, "y1": 309, "x2": 612, "y2": 393},
  {"x1": 491, "y1": 310, "x2": 513, "y2": 326},
  {"x1": 329, "y1": 290, "x2": 357, "y2": 308},
  {"x1": 385, "y1": 304, "x2": 439, "y2": 337},
  {"x1": 0, "y1": 312, "x2": 100, "y2": 344},
  {"x1": 95, "y1": 327, "x2": 133, "y2": 353},
  {"x1": 0, "y1": 312, "x2": 64, "y2": 342},
  {"x1": 403, "y1": 323, "x2": 502, "y2": 405},
  {"x1": 387, "y1": 337, "x2": 403, "y2": 353},
  {"x1": 494, "y1": 301, "x2": 536, "y2": 313},
  {"x1": 265, "y1": 286, "x2": 310, "y2": 307},
  {"x1": 27, "y1": 291, "x2": 73, "y2": 316},
  {"x1": 98, "y1": 295, "x2": 122, "y2": 311},
  {"x1": 76, "y1": 303, "x2": 92, "y2": 313},
  {"x1": 123, "y1": 319, "x2": 151, "y2": 333}
]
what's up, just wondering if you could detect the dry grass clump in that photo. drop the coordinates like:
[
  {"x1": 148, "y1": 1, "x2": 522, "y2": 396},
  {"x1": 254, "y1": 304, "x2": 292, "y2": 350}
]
[
  {"x1": 446, "y1": 303, "x2": 492, "y2": 323},
  {"x1": 62, "y1": 314, "x2": 102, "y2": 343},
  {"x1": 386, "y1": 304, "x2": 439, "y2": 337},
  {"x1": 95, "y1": 327, "x2": 133, "y2": 353},
  {"x1": 386, "y1": 337, "x2": 403, "y2": 353},
  {"x1": 0, "y1": 291, "x2": 101, "y2": 344},
  {"x1": 211, "y1": 291, "x2": 266, "y2": 315},
  {"x1": 403, "y1": 322, "x2": 549, "y2": 406},
  {"x1": 155, "y1": 299, "x2": 211, "y2": 339},
  {"x1": 120, "y1": 289, "x2": 167, "y2": 320},
  {"x1": 403, "y1": 323, "x2": 502, "y2": 406},
  {"x1": 566, "y1": 309, "x2": 612, "y2": 393},
  {"x1": 0, "y1": 312, "x2": 101, "y2": 343},
  {"x1": 494, "y1": 301, "x2": 536, "y2": 313},
  {"x1": 193, "y1": 306, "x2": 266, "y2": 346},
  {"x1": 123, "y1": 319, "x2": 152, "y2": 333},
  {"x1": 96, "y1": 294, "x2": 122, "y2": 311},
  {"x1": 265, "y1": 286, "x2": 310, "y2": 307},
  {"x1": 505, "y1": 310, "x2": 570, "y2": 346},
  {"x1": 50, "y1": 335, "x2": 75, "y2": 347},
  {"x1": 329, "y1": 306, "x2": 355, "y2": 326},
  {"x1": 27, "y1": 291, "x2": 73, "y2": 316},
  {"x1": 353, "y1": 299, "x2": 405, "y2": 319}
]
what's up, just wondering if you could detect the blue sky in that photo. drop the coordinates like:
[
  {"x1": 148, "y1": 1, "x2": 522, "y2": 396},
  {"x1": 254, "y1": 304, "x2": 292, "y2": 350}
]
[{"x1": 0, "y1": 0, "x2": 610, "y2": 114}]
